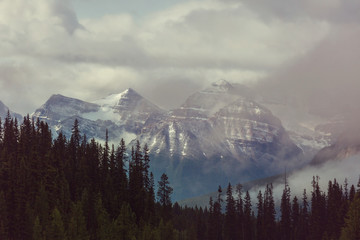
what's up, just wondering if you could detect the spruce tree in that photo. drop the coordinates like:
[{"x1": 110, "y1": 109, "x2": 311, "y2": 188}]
[
  {"x1": 298, "y1": 189, "x2": 309, "y2": 240},
  {"x1": 49, "y1": 207, "x2": 66, "y2": 240},
  {"x1": 291, "y1": 196, "x2": 300, "y2": 240},
  {"x1": 112, "y1": 203, "x2": 138, "y2": 240},
  {"x1": 235, "y1": 184, "x2": 244, "y2": 240},
  {"x1": 310, "y1": 176, "x2": 326, "y2": 240},
  {"x1": 68, "y1": 201, "x2": 90, "y2": 240},
  {"x1": 244, "y1": 191, "x2": 253, "y2": 240},
  {"x1": 339, "y1": 193, "x2": 360, "y2": 240},
  {"x1": 0, "y1": 191, "x2": 9, "y2": 240},
  {"x1": 256, "y1": 190, "x2": 264, "y2": 240},
  {"x1": 224, "y1": 183, "x2": 237, "y2": 240},
  {"x1": 280, "y1": 177, "x2": 291, "y2": 240},
  {"x1": 129, "y1": 141, "x2": 146, "y2": 222},
  {"x1": 157, "y1": 173, "x2": 173, "y2": 220}
]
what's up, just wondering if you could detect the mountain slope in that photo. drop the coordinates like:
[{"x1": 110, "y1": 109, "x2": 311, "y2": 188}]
[
  {"x1": 137, "y1": 81, "x2": 303, "y2": 198},
  {"x1": 31, "y1": 82, "x2": 305, "y2": 199},
  {"x1": 311, "y1": 126, "x2": 360, "y2": 165},
  {"x1": 0, "y1": 100, "x2": 22, "y2": 121},
  {"x1": 31, "y1": 89, "x2": 166, "y2": 144}
]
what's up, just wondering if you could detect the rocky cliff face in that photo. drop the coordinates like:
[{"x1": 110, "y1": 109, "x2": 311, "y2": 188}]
[
  {"x1": 31, "y1": 81, "x2": 305, "y2": 199},
  {"x1": 135, "y1": 81, "x2": 303, "y2": 198}
]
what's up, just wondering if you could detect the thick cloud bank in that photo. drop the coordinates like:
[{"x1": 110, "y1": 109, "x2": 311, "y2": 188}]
[{"x1": 0, "y1": 0, "x2": 331, "y2": 114}]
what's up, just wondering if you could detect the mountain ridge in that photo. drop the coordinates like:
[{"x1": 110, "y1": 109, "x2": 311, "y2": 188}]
[{"x1": 3, "y1": 80, "x2": 331, "y2": 199}]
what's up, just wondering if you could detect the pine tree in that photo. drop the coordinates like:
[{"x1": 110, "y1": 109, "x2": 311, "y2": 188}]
[
  {"x1": 115, "y1": 138, "x2": 128, "y2": 206},
  {"x1": 339, "y1": 194, "x2": 360, "y2": 240},
  {"x1": 263, "y1": 184, "x2": 276, "y2": 240},
  {"x1": 112, "y1": 203, "x2": 138, "y2": 240},
  {"x1": 349, "y1": 184, "x2": 356, "y2": 202},
  {"x1": 280, "y1": 175, "x2": 291, "y2": 240},
  {"x1": 0, "y1": 191, "x2": 9, "y2": 240},
  {"x1": 244, "y1": 191, "x2": 253, "y2": 240},
  {"x1": 34, "y1": 183, "x2": 50, "y2": 237},
  {"x1": 208, "y1": 197, "x2": 216, "y2": 240},
  {"x1": 33, "y1": 216, "x2": 45, "y2": 240},
  {"x1": 291, "y1": 196, "x2": 300, "y2": 240},
  {"x1": 298, "y1": 189, "x2": 309, "y2": 240},
  {"x1": 68, "y1": 119, "x2": 82, "y2": 201},
  {"x1": 129, "y1": 141, "x2": 146, "y2": 222},
  {"x1": 235, "y1": 184, "x2": 244, "y2": 240},
  {"x1": 94, "y1": 194, "x2": 112, "y2": 240},
  {"x1": 157, "y1": 173, "x2": 173, "y2": 220},
  {"x1": 68, "y1": 201, "x2": 90, "y2": 240},
  {"x1": 326, "y1": 179, "x2": 344, "y2": 239},
  {"x1": 49, "y1": 207, "x2": 66, "y2": 240},
  {"x1": 224, "y1": 183, "x2": 237, "y2": 240},
  {"x1": 256, "y1": 190, "x2": 264, "y2": 240},
  {"x1": 309, "y1": 176, "x2": 326, "y2": 240}
]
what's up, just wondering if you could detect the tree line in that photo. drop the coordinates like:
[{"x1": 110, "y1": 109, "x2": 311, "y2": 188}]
[
  {"x1": 0, "y1": 114, "x2": 176, "y2": 239},
  {"x1": 0, "y1": 113, "x2": 359, "y2": 240},
  {"x1": 213, "y1": 176, "x2": 360, "y2": 240}
]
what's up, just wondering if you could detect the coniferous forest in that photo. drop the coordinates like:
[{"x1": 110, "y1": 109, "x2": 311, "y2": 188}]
[{"x1": 0, "y1": 114, "x2": 359, "y2": 240}]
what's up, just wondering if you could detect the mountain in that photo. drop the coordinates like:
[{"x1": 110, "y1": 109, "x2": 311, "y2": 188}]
[
  {"x1": 0, "y1": 100, "x2": 22, "y2": 121},
  {"x1": 32, "y1": 89, "x2": 165, "y2": 144},
  {"x1": 255, "y1": 94, "x2": 341, "y2": 161},
  {"x1": 311, "y1": 126, "x2": 360, "y2": 165},
  {"x1": 31, "y1": 81, "x2": 306, "y2": 200},
  {"x1": 137, "y1": 80, "x2": 303, "y2": 198}
]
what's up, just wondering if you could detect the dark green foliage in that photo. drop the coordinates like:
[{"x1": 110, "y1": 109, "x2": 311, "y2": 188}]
[
  {"x1": 291, "y1": 196, "x2": 300, "y2": 240},
  {"x1": 157, "y1": 173, "x2": 173, "y2": 220},
  {"x1": 112, "y1": 203, "x2": 138, "y2": 240},
  {"x1": 0, "y1": 191, "x2": 9, "y2": 240},
  {"x1": 263, "y1": 184, "x2": 276, "y2": 240},
  {"x1": 280, "y1": 178, "x2": 291, "y2": 240},
  {"x1": 244, "y1": 190, "x2": 253, "y2": 240},
  {"x1": 1, "y1": 116, "x2": 359, "y2": 240},
  {"x1": 340, "y1": 193, "x2": 360, "y2": 240},
  {"x1": 49, "y1": 207, "x2": 66, "y2": 240},
  {"x1": 256, "y1": 190, "x2": 264, "y2": 240},
  {"x1": 224, "y1": 183, "x2": 237, "y2": 240},
  {"x1": 310, "y1": 176, "x2": 326, "y2": 240}
]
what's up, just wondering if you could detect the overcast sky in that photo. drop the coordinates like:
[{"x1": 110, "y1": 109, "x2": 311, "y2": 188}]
[{"x1": 0, "y1": 0, "x2": 359, "y2": 115}]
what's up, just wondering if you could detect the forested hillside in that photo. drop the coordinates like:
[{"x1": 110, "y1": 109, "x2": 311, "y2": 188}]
[{"x1": 0, "y1": 113, "x2": 359, "y2": 240}]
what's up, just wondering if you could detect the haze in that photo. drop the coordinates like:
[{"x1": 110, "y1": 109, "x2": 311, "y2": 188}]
[{"x1": 0, "y1": 0, "x2": 359, "y2": 119}]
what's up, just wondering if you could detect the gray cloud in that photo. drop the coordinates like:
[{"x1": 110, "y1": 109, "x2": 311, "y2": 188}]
[
  {"x1": 256, "y1": 25, "x2": 360, "y2": 119},
  {"x1": 247, "y1": 154, "x2": 360, "y2": 210},
  {"x1": 236, "y1": 0, "x2": 360, "y2": 24},
  {"x1": 0, "y1": 0, "x2": 353, "y2": 117}
]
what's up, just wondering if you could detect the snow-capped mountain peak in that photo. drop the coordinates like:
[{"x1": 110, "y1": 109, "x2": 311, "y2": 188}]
[
  {"x1": 94, "y1": 88, "x2": 140, "y2": 107},
  {"x1": 32, "y1": 94, "x2": 100, "y2": 121},
  {"x1": 210, "y1": 79, "x2": 233, "y2": 92}
]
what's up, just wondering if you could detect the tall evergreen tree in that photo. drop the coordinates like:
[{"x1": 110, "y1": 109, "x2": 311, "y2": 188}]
[
  {"x1": 340, "y1": 193, "x2": 360, "y2": 240},
  {"x1": 68, "y1": 201, "x2": 90, "y2": 240},
  {"x1": 291, "y1": 196, "x2": 300, "y2": 240},
  {"x1": 213, "y1": 186, "x2": 223, "y2": 240},
  {"x1": 49, "y1": 207, "x2": 66, "y2": 240},
  {"x1": 256, "y1": 190, "x2": 264, "y2": 240},
  {"x1": 157, "y1": 173, "x2": 173, "y2": 221},
  {"x1": 280, "y1": 175, "x2": 291, "y2": 240},
  {"x1": 235, "y1": 184, "x2": 244, "y2": 240},
  {"x1": 129, "y1": 141, "x2": 146, "y2": 222},
  {"x1": 309, "y1": 176, "x2": 326, "y2": 240},
  {"x1": 297, "y1": 189, "x2": 309, "y2": 240},
  {"x1": 263, "y1": 184, "x2": 276, "y2": 240},
  {"x1": 244, "y1": 191, "x2": 253, "y2": 240},
  {"x1": 224, "y1": 183, "x2": 237, "y2": 240},
  {"x1": 0, "y1": 191, "x2": 9, "y2": 240}
]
